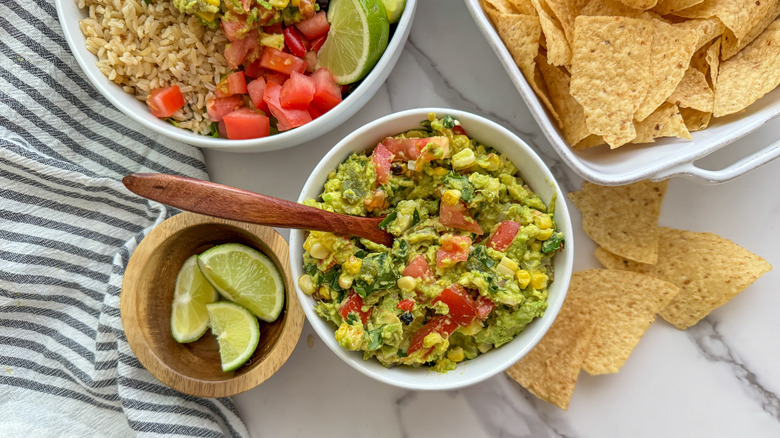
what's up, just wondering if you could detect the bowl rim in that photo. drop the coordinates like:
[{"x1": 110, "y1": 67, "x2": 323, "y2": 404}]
[
  {"x1": 55, "y1": 0, "x2": 418, "y2": 152},
  {"x1": 121, "y1": 212, "x2": 305, "y2": 397},
  {"x1": 289, "y1": 107, "x2": 574, "y2": 390}
]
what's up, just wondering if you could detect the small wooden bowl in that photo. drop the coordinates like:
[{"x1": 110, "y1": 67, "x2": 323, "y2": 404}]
[{"x1": 121, "y1": 212, "x2": 304, "y2": 397}]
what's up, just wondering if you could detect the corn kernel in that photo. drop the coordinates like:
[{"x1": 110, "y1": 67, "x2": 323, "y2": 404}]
[
  {"x1": 516, "y1": 270, "x2": 531, "y2": 289},
  {"x1": 480, "y1": 153, "x2": 500, "y2": 171},
  {"x1": 531, "y1": 271, "x2": 549, "y2": 290},
  {"x1": 315, "y1": 285, "x2": 331, "y2": 300},
  {"x1": 537, "y1": 228, "x2": 554, "y2": 241},
  {"x1": 259, "y1": 33, "x2": 285, "y2": 50},
  {"x1": 268, "y1": 0, "x2": 288, "y2": 7},
  {"x1": 531, "y1": 241, "x2": 542, "y2": 252},
  {"x1": 477, "y1": 343, "x2": 492, "y2": 354},
  {"x1": 291, "y1": 0, "x2": 300, "y2": 6},
  {"x1": 447, "y1": 347, "x2": 465, "y2": 362},
  {"x1": 205, "y1": 0, "x2": 220, "y2": 5},
  {"x1": 303, "y1": 234, "x2": 317, "y2": 252},
  {"x1": 338, "y1": 274, "x2": 353, "y2": 290},
  {"x1": 397, "y1": 276, "x2": 417, "y2": 292},
  {"x1": 535, "y1": 214, "x2": 553, "y2": 229},
  {"x1": 309, "y1": 242, "x2": 329, "y2": 260},
  {"x1": 442, "y1": 189, "x2": 461, "y2": 205},
  {"x1": 432, "y1": 166, "x2": 449, "y2": 176},
  {"x1": 196, "y1": 11, "x2": 215, "y2": 21},
  {"x1": 452, "y1": 148, "x2": 476, "y2": 170},
  {"x1": 343, "y1": 256, "x2": 362, "y2": 275},
  {"x1": 423, "y1": 332, "x2": 444, "y2": 349},
  {"x1": 499, "y1": 256, "x2": 519, "y2": 272},
  {"x1": 298, "y1": 274, "x2": 315, "y2": 295}
]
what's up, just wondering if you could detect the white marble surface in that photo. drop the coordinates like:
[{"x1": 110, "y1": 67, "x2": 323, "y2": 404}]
[{"x1": 204, "y1": 1, "x2": 780, "y2": 436}]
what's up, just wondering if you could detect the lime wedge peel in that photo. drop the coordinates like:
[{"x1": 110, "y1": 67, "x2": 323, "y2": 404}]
[
  {"x1": 171, "y1": 254, "x2": 218, "y2": 343},
  {"x1": 206, "y1": 301, "x2": 261, "y2": 372},
  {"x1": 317, "y1": 0, "x2": 390, "y2": 85},
  {"x1": 197, "y1": 243, "x2": 285, "y2": 323},
  {"x1": 382, "y1": 0, "x2": 405, "y2": 23}
]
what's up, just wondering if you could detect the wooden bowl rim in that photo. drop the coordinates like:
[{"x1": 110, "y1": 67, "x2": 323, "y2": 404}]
[{"x1": 121, "y1": 212, "x2": 304, "y2": 397}]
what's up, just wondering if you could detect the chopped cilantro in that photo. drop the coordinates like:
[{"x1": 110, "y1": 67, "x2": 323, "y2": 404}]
[
  {"x1": 442, "y1": 115, "x2": 456, "y2": 129},
  {"x1": 207, "y1": 122, "x2": 220, "y2": 138},
  {"x1": 410, "y1": 208, "x2": 421, "y2": 227},
  {"x1": 345, "y1": 313, "x2": 358, "y2": 325},
  {"x1": 542, "y1": 233, "x2": 564, "y2": 254},
  {"x1": 378, "y1": 209, "x2": 398, "y2": 230},
  {"x1": 367, "y1": 325, "x2": 385, "y2": 350},
  {"x1": 442, "y1": 172, "x2": 475, "y2": 202}
]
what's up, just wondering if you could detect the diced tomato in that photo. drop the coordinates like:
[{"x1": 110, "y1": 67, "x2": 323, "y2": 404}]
[
  {"x1": 244, "y1": 59, "x2": 263, "y2": 79},
  {"x1": 310, "y1": 34, "x2": 327, "y2": 53},
  {"x1": 452, "y1": 125, "x2": 467, "y2": 136},
  {"x1": 310, "y1": 67, "x2": 342, "y2": 112},
  {"x1": 402, "y1": 254, "x2": 434, "y2": 281},
  {"x1": 408, "y1": 316, "x2": 459, "y2": 354},
  {"x1": 381, "y1": 138, "x2": 421, "y2": 161},
  {"x1": 280, "y1": 71, "x2": 315, "y2": 110},
  {"x1": 475, "y1": 296, "x2": 495, "y2": 320},
  {"x1": 263, "y1": 22, "x2": 283, "y2": 34},
  {"x1": 417, "y1": 136, "x2": 450, "y2": 164},
  {"x1": 439, "y1": 202, "x2": 483, "y2": 235},
  {"x1": 282, "y1": 26, "x2": 309, "y2": 58},
  {"x1": 339, "y1": 291, "x2": 371, "y2": 324},
  {"x1": 308, "y1": 104, "x2": 326, "y2": 119},
  {"x1": 432, "y1": 284, "x2": 478, "y2": 326},
  {"x1": 259, "y1": 46, "x2": 307, "y2": 76},
  {"x1": 397, "y1": 299, "x2": 415, "y2": 312},
  {"x1": 247, "y1": 78, "x2": 269, "y2": 113},
  {"x1": 436, "y1": 234, "x2": 472, "y2": 268},
  {"x1": 218, "y1": 121, "x2": 228, "y2": 138},
  {"x1": 222, "y1": 108, "x2": 270, "y2": 139},
  {"x1": 303, "y1": 51, "x2": 318, "y2": 73},
  {"x1": 487, "y1": 220, "x2": 520, "y2": 252},
  {"x1": 295, "y1": 11, "x2": 330, "y2": 40},
  {"x1": 227, "y1": 71, "x2": 248, "y2": 95},
  {"x1": 371, "y1": 143, "x2": 394, "y2": 185},
  {"x1": 224, "y1": 30, "x2": 260, "y2": 69},
  {"x1": 263, "y1": 81, "x2": 312, "y2": 131},
  {"x1": 222, "y1": 17, "x2": 248, "y2": 42},
  {"x1": 206, "y1": 95, "x2": 243, "y2": 122},
  {"x1": 146, "y1": 85, "x2": 185, "y2": 118}
]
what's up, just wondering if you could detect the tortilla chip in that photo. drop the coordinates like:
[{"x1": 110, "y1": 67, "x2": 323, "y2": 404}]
[
  {"x1": 616, "y1": 0, "x2": 658, "y2": 9},
  {"x1": 713, "y1": 19, "x2": 780, "y2": 117},
  {"x1": 578, "y1": 269, "x2": 680, "y2": 375},
  {"x1": 537, "y1": 54, "x2": 591, "y2": 145},
  {"x1": 720, "y1": 2, "x2": 780, "y2": 59},
  {"x1": 508, "y1": 0, "x2": 538, "y2": 15},
  {"x1": 679, "y1": 107, "x2": 712, "y2": 131},
  {"x1": 667, "y1": 67, "x2": 714, "y2": 112},
  {"x1": 573, "y1": 134, "x2": 606, "y2": 150},
  {"x1": 506, "y1": 278, "x2": 595, "y2": 410},
  {"x1": 545, "y1": 0, "x2": 590, "y2": 45},
  {"x1": 652, "y1": 0, "x2": 704, "y2": 15},
  {"x1": 580, "y1": 0, "x2": 653, "y2": 18},
  {"x1": 673, "y1": 0, "x2": 778, "y2": 41},
  {"x1": 673, "y1": 17, "x2": 726, "y2": 51},
  {"x1": 568, "y1": 180, "x2": 668, "y2": 264},
  {"x1": 634, "y1": 20, "x2": 699, "y2": 122},
  {"x1": 632, "y1": 102, "x2": 692, "y2": 143},
  {"x1": 705, "y1": 37, "x2": 721, "y2": 87},
  {"x1": 483, "y1": 0, "x2": 523, "y2": 13},
  {"x1": 529, "y1": 0, "x2": 572, "y2": 65},
  {"x1": 492, "y1": 13, "x2": 542, "y2": 80},
  {"x1": 595, "y1": 228, "x2": 772, "y2": 329},
  {"x1": 570, "y1": 16, "x2": 654, "y2": 148}
]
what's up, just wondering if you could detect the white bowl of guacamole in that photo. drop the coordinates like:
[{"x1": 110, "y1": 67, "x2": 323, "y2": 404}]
[{"x1": 290, "y1": 108, "x2": 574, "y2": 390}]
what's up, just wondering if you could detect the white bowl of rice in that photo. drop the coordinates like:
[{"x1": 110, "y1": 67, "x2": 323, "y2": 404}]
[{"x1": 56, "y1": 0, "x2": 417, "y2": 152}]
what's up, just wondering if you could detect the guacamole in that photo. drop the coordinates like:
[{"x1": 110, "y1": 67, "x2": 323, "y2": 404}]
[{"x1": 298, "y1": 114, "x2": 564, "y2": 372}]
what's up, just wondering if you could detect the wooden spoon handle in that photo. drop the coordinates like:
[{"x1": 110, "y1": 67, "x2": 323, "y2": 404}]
[{"x1": 123, "y1": 173, "x2": 393, "y2": 246}]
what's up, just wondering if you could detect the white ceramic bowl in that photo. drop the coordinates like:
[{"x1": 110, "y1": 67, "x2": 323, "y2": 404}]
[
  {"x1": 465, "y1": 0, "x2": 780, "y2": 185},
  {"x1": 289, "y1": 108, "x2": 574, "y2": 390},
  {"x1": 56, "y1": 0, "x2": 418, "y2": 152}
]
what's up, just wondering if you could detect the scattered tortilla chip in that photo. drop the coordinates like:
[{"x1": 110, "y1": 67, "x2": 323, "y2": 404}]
[
  {"x1": 632, "y1": 102, "x2": 692, "y2": 143},
  {"x1": 578, "y1": 269, "x2": 680, "y2": 375},
  {"x1": 673, "y1": 17, "x2": 726, "y2": 51},
  {"x1": 673, "y1": 0, "x2": 777, "y2": 41},
  {"x1": 570, "y1": 16, "x2": 653, "y2": 148},
  {"x1": 634, "y1": 20, "x2": 699, "y2": 122},
  {"x1": 667, "y1": 67, "x2": 714, "y2": 112},
  {"x1": 679, "y1": 107, "x2": 712, "y2": 131},
  {"x1": 580, "y1": 0, "x2": 653, "y2": 18},
  {"x1": 705, "y1": 37, "x2": 720, "y2": 87},
  {"x1": 616, "y1": 0, "x2": 658, "y2": 9},
  {"x1": 573, "y1": 134, "x2": 606, "y2": 150},
  {"x1": 537, "y1": 54, "x2": 590, "y2": 145},
  {"x1": 506, "y1": 279, "x2": 595, "y2": 410},
  {"x1": 714, "y1": 20, "x2": 780, "y2": 117},
  {"x1": 529, "y1": 0, "x2": 572, "y2": 65},
  {"x1": 652, "y1": 0, "x2": 704, "y2": 15},
  {"x1": 720, "y1": 2, "x2": 780, "y2": 59},
  {"x1": 568, "y1": 180, "x2": 668, "y2": 264},
  {"x1": 595, "y1": 228, "x2": 772, "y2": 329}
]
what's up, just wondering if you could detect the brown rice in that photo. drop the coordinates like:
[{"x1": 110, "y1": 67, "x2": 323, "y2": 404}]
[{"x1": 77, "y1": 0, "x2": 229, "y2": 134}]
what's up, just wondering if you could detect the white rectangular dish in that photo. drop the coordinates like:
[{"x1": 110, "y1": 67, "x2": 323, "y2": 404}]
[{"x1": 464, "y1": 0, "x2": 780, "y2": 185}]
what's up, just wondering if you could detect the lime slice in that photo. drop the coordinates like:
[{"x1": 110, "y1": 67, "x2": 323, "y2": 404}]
[
  {"x1": 170, "y1": 254, "x2": 218, "y2": 343},
  {"x1": 317, "y1": 0, "x2": 390, "y2": 84},
  {"x1": 381, "y1": 0, "x2": 405, "y2": 23},
  {"x1": 206, "y1": 301, "x2": 260, "y2": 372},
  {"x1": 197, "y1": 243, "x2": 285, "y2": 323}
]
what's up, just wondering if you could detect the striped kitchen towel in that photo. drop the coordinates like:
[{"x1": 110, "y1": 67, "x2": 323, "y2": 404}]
[{"x1": 0, "y1": 0, "x2": 249, "y2": 436}]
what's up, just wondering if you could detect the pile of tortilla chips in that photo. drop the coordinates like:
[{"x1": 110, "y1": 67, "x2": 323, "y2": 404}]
[
  {"x1": 481, "y1": 0, "x2": 780, "y2": 149},
  {"x1": 505, "y1": 180, "x2": 772, "y2": 409}
]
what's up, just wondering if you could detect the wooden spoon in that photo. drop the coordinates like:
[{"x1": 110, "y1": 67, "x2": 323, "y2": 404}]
[{"x1": 123, "y1": 173, "x2": 394, "y2": 247}]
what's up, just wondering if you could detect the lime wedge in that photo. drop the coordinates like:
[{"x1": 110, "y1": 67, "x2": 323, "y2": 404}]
[
  {"x1": 206, "y1": 301, "x2": 260, "y2": 372},
  {"x1": 381, "y1": 0, "x2": 405, "y2": 23},
  {"x1": 171, "y1": 254, "x2": 218, "y2": 343},
  {"x1": 317, "y1": 0, "x2": 390, "y2": 84},
  {"x1": 197, "y1": 243, "x2": 285, "y2": 323}
]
